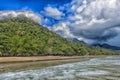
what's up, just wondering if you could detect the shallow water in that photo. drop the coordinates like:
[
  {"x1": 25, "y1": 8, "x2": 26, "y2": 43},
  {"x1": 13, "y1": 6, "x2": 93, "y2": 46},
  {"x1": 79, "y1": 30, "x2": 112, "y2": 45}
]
[{"x1": 0, "y1": 56, "x2": 120, "y2": 80}]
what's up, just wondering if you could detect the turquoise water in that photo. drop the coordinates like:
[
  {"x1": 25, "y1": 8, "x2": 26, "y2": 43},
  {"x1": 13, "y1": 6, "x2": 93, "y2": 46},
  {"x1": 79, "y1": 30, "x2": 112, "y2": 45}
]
[{"x1": 0, "y1": 56, "x2": 120, "y2": 80}]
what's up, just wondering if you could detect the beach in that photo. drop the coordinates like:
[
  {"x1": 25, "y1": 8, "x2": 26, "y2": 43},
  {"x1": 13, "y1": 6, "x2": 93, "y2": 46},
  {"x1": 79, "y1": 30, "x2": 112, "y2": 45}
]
[{"x1": 0, "y1": 56, "x2": 102, "y2": 74}]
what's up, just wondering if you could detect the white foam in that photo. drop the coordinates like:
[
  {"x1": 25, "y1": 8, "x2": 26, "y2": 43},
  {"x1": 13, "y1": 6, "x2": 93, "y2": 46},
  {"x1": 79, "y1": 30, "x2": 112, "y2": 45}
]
[{"x1": 76, "y1": 70, "x2": 109, "y2": 76}]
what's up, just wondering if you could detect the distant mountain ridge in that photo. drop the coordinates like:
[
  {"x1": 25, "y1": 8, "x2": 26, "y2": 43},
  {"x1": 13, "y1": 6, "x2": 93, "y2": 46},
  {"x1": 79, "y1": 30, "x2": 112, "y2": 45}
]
[
  {"x1": 68, "y1": 38, "x2": 120, "y2": 50},
  {"x1": 93, "y1": 44, "x2": 120, "y2": 50}
]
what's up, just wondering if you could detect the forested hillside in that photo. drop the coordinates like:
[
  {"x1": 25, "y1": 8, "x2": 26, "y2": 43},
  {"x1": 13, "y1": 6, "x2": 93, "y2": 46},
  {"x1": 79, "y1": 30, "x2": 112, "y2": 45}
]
[{"x1": 0, "y1": 17, "x2": 119, "y2": 56}]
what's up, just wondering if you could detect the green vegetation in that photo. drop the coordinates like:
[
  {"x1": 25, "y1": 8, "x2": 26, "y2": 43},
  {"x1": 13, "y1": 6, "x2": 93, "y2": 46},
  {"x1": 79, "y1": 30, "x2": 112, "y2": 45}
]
[{"x1": 0, "y1": 17, "x2": 119, "y2": 56}]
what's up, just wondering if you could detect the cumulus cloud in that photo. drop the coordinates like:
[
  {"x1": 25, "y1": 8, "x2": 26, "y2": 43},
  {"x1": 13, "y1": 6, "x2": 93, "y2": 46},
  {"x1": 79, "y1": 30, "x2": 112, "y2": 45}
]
[
  {"x1": 50, "y1": 23, "x2": 74, "y2": 38},
  {"x1": 43, "y1": 6, "x2": 64, "y2": 19},
  {"x1": 0, "y1": 10, "x2": 42, "y2": 23},
  {"x1": 50, "y1": 0, "x2": 120, "y2": 45}
]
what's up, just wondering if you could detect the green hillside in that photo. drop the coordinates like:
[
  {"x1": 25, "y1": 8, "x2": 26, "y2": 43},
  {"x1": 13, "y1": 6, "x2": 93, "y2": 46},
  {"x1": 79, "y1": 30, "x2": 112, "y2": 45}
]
[{"x1": 0, "y1": 17, "x2": 119, "y2": 56}]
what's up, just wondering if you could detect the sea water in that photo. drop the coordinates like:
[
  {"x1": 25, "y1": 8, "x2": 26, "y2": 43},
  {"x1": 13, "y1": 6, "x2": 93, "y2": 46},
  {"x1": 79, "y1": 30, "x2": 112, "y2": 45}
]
[{"x1": 0, "y1": 56, "x2": 120, "y2": 80}]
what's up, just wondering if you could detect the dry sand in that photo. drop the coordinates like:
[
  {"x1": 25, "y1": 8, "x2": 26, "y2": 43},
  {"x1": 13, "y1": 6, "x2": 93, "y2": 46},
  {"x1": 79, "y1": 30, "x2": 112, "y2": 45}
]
[{"x1": 0, "y1": 55, "x2": 99, "y2": 63}]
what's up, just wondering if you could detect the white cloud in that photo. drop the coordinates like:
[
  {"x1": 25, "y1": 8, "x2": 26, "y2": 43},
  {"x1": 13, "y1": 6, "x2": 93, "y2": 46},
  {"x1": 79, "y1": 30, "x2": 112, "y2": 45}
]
[
  {"x1": 50, "y1": 0, "x2": 120, "y2": 46},
  {"x1": 0, "y1": 10, "x2": 42, "y2": 23},
  {"x1": 43, "y1": 6, "x2": 64, "y2": 19},
  {"x1": 50, "y1": 23, "x2": 74, "y2": 38}
]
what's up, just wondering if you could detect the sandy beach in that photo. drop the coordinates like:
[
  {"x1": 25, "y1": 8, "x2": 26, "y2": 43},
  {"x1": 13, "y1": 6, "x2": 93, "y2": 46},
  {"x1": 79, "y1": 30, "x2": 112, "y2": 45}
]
[{"x1": 0, "y1": 56, "x2": 100, "y2": 63}]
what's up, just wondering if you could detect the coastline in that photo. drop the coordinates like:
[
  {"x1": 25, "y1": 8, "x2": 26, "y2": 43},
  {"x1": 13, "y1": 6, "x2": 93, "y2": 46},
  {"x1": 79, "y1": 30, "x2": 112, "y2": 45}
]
[
  {"x1": 0, "y1": 55, "x2": 104, "y2": 74},
  {"x1": 0, "y1": 55, "x2": 102, "y2": 63}
]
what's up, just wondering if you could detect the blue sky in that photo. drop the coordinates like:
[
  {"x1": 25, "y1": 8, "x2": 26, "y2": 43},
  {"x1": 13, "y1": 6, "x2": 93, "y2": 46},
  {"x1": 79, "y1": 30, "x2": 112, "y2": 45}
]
[
  {"x1": 0, "y1": 0, "x2": 72, "y2": 27},
  {"x1": 0, "y1": 0, "x2": 120, "y2": 46},
  {"x1": 0, "y1": 0, "x2": 71, "y2": 12},
  {"x1": 0, "y1": 0, "x2": 72, "y2": 26}
]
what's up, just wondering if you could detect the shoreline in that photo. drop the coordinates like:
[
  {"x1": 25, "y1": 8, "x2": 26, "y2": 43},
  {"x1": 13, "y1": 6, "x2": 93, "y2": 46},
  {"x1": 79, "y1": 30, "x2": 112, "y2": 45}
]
[
  {"x1": 0, "y1": 55, "x2": 105, "y2": 74},
  {"x1": 0, "y1": 55, "x2": 103, "y2": 63}
]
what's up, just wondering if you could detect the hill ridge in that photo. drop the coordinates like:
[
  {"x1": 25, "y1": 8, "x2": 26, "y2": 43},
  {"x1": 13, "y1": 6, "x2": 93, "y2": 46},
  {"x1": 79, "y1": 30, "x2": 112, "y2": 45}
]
[{"x1": 0, "y1": 17, "x2": 119, "y2": 56}]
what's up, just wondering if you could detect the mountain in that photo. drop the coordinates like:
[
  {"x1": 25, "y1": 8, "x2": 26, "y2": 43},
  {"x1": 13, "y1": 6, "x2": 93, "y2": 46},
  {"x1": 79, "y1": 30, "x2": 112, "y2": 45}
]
[
  {"x1": 0, "y1": 17, "x2": 76, "y2": 56},
  {"x1": 0, "y1": 17, "x2": 119, "y2": 56},
  {"x1": 69, "y1": 38, "x2": 120, "y2": 50},
  {"x1": 93, "y1": 44, "x2": 120, "y2": 50}
]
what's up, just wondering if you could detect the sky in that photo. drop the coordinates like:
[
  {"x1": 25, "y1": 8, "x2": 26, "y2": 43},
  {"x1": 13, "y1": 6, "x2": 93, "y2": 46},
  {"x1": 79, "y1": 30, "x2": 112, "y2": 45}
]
[
  {"x1": 0, "y1": 0, "x2": 120, "y2": 47},
  {"x1": 0, "y1": 0, "x2": 71, "y2": 26},
  {"x1": 0, "y1": 0, "x2": 71, "y2": 11}
]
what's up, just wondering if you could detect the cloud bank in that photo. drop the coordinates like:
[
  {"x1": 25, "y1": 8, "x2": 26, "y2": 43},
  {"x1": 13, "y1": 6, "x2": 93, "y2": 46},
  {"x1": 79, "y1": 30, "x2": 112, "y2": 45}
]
[
  {"x1": 48, "y1": 0, "x2": 120, "y2": 45},
  {"x1": 0, "y1": 10, "x2": 41, "y2": 23}
]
